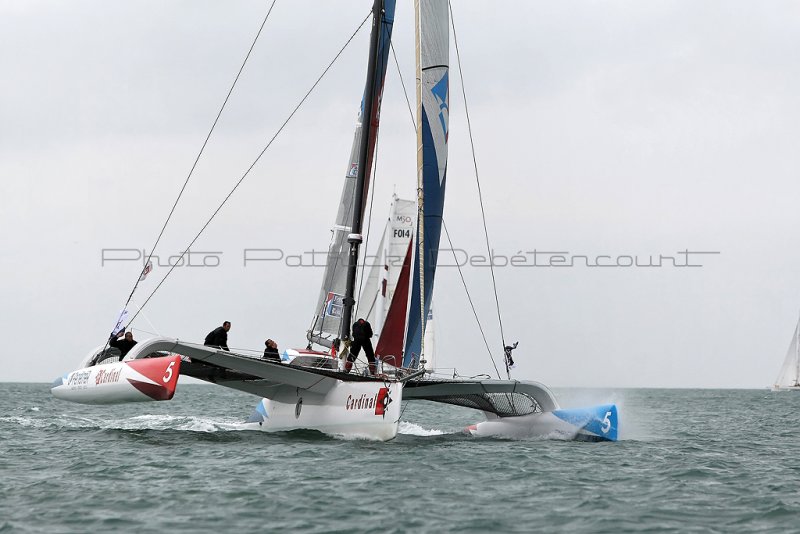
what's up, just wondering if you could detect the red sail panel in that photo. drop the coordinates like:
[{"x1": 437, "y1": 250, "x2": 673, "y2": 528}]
[{"x1": 375, "y1": 240, "x2": 413, "y2": 368}]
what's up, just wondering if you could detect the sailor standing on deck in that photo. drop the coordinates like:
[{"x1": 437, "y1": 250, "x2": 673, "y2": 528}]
[
  {"x1": 344, "y1": 318, "x2": 377, "y2": 375},
  {"x1": 204, "y1": 321, "x2": 231, "y2": 351}
]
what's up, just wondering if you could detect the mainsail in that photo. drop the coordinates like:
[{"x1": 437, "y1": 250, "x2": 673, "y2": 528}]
[
  {"x1": 774, "y1": 316, "x2": 800, "y2": 389},
  {"x1": 308, "y1": 1, "x2": 397, "y2": 348},
  {"x1": 423, "y1": 308, "x2": 436, "y2": 370},
  {"x1": 404, "y1": 0, "x2": 449, "y2": 367}
]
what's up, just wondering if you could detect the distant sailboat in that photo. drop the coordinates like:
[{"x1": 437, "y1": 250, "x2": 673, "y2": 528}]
[{"x1": 773, "y1": 314, "x2": 800, "y2": 391}]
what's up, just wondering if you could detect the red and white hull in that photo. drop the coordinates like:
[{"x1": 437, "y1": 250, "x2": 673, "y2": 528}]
[{"x1": 51, "y1": 355, "x2": 181, "y2": 405}]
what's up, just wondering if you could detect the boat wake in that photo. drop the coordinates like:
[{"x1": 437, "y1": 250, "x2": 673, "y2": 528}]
[
  {"x1": 122, "y1": 414, "x2": 255, "y2": 432},
  {"x1": 1, "y1": 413, "x2": 253, "y2": 433},
  {"x1": 398, "y1": 421, "x2": 447, "y2": 436}
]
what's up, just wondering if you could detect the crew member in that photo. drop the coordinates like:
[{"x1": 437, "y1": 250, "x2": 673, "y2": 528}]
[
  {"x1": 344, "y1": 318, "x2": 376, "y2": 375},
  {"x1": 109, "y1": 330, "x2": 137, "y2": 359},
  {"x1": 204, "y1": 321, "x2": 231, "y2": 351},
  {"x1": 263, "y1": 339, "x2": 281, "y2": 362}
]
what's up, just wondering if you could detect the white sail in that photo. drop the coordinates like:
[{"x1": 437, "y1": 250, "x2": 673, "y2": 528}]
[
  {"x1": 358, "y1": 195, "x2": 416, "y2": 334},
  {"x1": 308, "y1": 126, "x2": 365, "y2": 347},
  {"x1": 774, "y1": 317, "x2": 800, "y2": 389},
  {"x1": 357, "y1": 229, "x2": 386, "y2": 330},
  {"x1": 423, "y1": 308, "x2": 435, "y2": 370}
]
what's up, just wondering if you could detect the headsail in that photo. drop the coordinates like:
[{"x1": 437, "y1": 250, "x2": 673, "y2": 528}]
[
  {"x1": 308, "y1": 1, "x2": 397, "y2": 348},
  {"x1": 358, "y1": 195, "x2": 416, "y2": 335},
  {"x1": 404, "y1": 0, "x2": 449, "y2": 367},
  {"x1": 375, "y1": 240, "x2": 413, "y2": 367}
]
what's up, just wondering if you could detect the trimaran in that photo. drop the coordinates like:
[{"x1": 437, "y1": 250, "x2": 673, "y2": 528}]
[{"x1": 52, "y1": 0, "x2": 619, "y2": 442}]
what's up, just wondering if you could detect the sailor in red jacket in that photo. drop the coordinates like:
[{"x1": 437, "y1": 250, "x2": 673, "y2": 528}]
[{"x1": 344, "y1": 318, "x2": 377, "y2": 375}]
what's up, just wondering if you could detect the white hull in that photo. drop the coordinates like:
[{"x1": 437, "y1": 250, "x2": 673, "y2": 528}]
[{"x1": 248, "y1": 380, "x2": 403, "y2": 441}]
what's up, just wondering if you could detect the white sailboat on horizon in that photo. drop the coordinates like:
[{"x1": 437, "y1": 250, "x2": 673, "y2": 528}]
[{"x1": 773, "y1": 313, "x2": 800, "y2": 391}]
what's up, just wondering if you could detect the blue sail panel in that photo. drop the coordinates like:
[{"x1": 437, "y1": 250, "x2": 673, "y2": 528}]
[
  {"x1": 404, "y1": 112, "x2": 447, "y2": 366},
  {"x1": 404, "y1": 0, "x2": 449, "y2": 367}
]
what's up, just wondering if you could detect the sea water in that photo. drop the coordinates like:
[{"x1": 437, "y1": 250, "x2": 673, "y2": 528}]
[{"x1": 1, "y1": 384, "x2": 799, "y2": 532}]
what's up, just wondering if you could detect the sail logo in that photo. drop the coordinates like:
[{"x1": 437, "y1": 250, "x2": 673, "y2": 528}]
[
  {"x1": 324, "y1": 292, "x2": 344, "y2": 318},
  {"x1": 348, "y1": 163, "x2": 358, "y2": 177},
  {"x1": 431, "y1": 71, "x2": 449, "y2": 141}
]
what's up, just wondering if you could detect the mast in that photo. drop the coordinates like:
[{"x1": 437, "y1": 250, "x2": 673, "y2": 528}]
[
  {"x1": 414, "y1": 0, "x2": 426, "y2": 367},
  {"x1": 340, "y1": 0, "x2": 385, "y2": 343},
  {"x1": 794, "y1": 312, "x2": 800, "y2": 386}
]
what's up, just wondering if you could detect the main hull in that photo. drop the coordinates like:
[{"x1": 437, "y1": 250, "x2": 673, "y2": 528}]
[{"x1": 247, "y1": 380, "x2": 402, "y2": 441}]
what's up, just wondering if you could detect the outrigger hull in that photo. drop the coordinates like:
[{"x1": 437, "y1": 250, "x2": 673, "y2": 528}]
[
  {"x1": 404, "y1": 378, "x2": 618, "y2": 442},
  {"x1": 51, "y1": 355, "x2": 181, "y2": 405},
  {"x1": 466, "y1": 404, "x2": 619, "y2": 442}
]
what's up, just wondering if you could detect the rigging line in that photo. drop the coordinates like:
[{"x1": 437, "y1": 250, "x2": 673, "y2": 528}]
[
  {"x1": 449, "y1": 2, "x2": 507, "y2": 354},
  {"x1": 130, "y1": 300, "x2": 161, "y2": 336},
  {"x1": 117, "y1": 0, "x2": 279, "y2": 319},
  {"x1": 126, "y1": 11, "x2": 373, "y2": 329},
  {"x1": 441, "y1": 219, "x2": 502, "y2": 380},
  {"x1": 390, "y1": 42, "x2": 416, "y2": 132}
]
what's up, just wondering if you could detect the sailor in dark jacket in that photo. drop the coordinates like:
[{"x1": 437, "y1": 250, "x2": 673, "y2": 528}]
[
  {"x1": 109, "y1": 330, "x2": 138, "y2": 359},
  {"x1": 204, "y1": 321, "x2": 231, "y2": 351},
  {"x1": 344, "y1": 318, "x2": 377, "y2": 375},
  {"x1": 263, "y1": 339, "x2": 281, "y2": 362}
]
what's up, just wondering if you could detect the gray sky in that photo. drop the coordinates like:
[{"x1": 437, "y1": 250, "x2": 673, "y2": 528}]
[{"x1": 2, "y1": 0, "x2": 799, "y2": 388}]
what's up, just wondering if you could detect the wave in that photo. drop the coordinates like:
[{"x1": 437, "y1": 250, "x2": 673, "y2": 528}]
[
  {"x1": 398, "y1": 420, "x2": 447, "y2": 436},
  {"x1": 0, "y1": 413, "x2": 255, "y2": 433}
]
